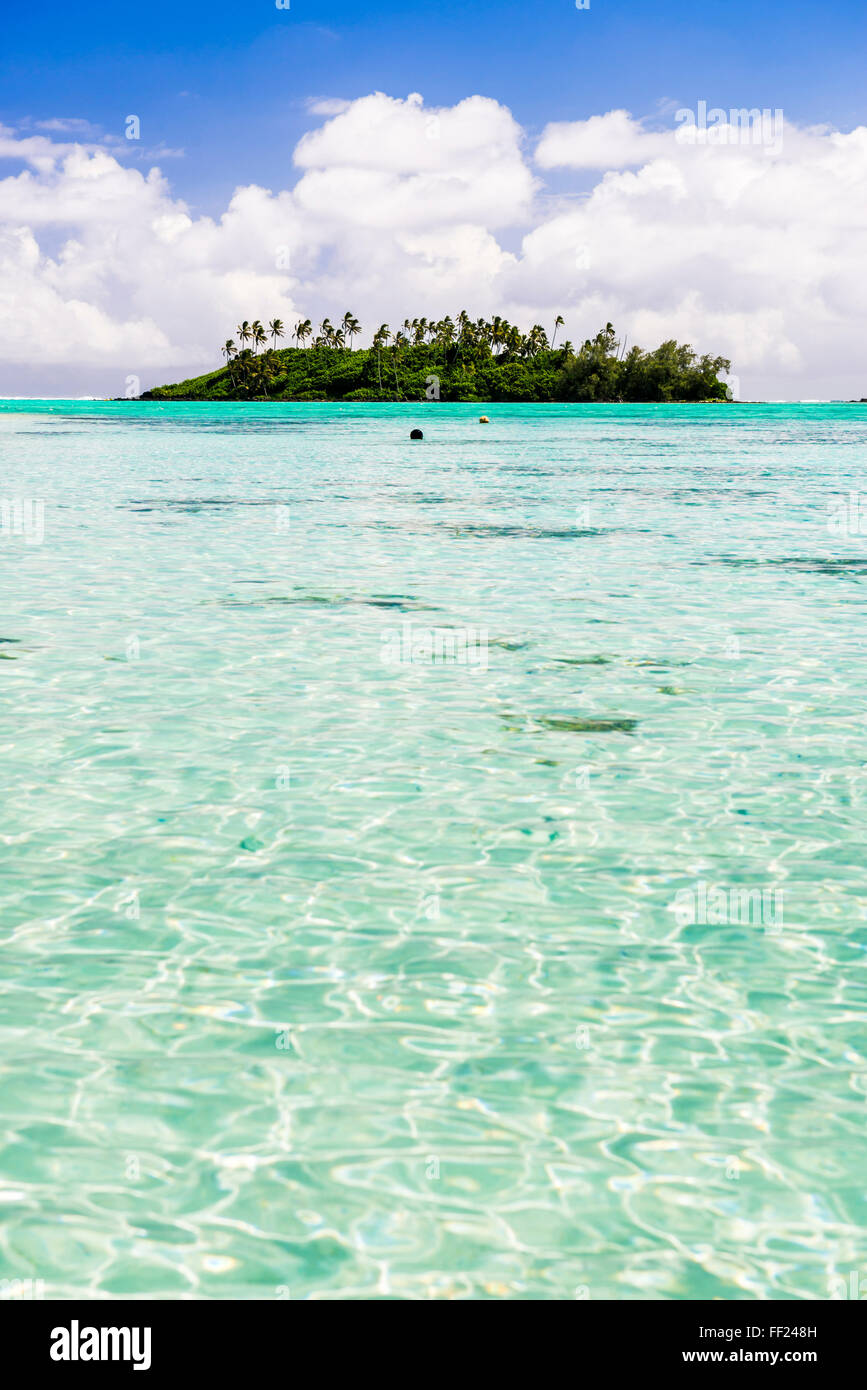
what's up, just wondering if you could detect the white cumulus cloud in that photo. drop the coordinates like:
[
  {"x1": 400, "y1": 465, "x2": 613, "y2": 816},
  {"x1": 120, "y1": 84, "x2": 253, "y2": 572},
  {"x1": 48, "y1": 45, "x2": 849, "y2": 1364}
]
[
  {"x1": 514, "y1": 111, "x2": 867, "y2": 396},
  {"x1": 0, "y1": 99, "x2": 865, "y2": 398}
]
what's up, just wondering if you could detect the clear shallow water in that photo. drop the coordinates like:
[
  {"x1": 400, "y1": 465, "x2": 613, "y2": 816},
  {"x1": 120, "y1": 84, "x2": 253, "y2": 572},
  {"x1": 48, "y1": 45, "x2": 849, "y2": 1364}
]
[{"x1": 0, "y1": 399, "x2": 866, "y2": 1301}]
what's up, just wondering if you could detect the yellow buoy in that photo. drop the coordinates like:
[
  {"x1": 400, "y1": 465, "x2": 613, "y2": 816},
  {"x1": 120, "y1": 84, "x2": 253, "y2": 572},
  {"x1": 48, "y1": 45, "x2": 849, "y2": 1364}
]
[{"x1": 479, "y1": 415, "x2": 490, "y2": 423}]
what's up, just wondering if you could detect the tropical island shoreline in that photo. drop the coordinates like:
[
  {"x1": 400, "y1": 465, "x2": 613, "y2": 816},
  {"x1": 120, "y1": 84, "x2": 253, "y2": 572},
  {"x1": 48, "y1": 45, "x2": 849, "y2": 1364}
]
[{"x1": 137, "y1": 314, "x2": 736, "y2": 404}]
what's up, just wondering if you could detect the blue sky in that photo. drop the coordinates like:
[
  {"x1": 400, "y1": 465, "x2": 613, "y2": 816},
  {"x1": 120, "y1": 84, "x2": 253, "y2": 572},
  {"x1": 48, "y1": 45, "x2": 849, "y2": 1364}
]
[{"x1": 3, "y1": 0, "x2": 866, "y2": 214}]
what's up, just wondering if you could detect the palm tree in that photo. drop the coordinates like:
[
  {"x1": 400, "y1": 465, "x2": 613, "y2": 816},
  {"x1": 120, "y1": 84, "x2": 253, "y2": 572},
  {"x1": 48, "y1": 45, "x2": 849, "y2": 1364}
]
[
  {"x1": 551, "y1": 315, "x2": 565, "y2": 349},
  {"x1": 237, "y1": 321, "x2": 252, "y2": 352},
  {"x1": 339, "y1": 311, "x2": 362, "y2": 350},
  {"x1": 268, "y1": 318, "x2": 285, "y2": 351},
  {"x1": 391, "y1": 332, "x2": 407, "y2": 398},
  {"x1": 505, "y1": 325, "x2": 522, "y2": 357},
  {"x1": 319, "y1": 318, "x2": 333, "y2": 348},
  {"x1": 232, "y1": 346, "x2": 253, "y2": 396},
  {"x1": 440, "y1": 316, "x2": 455, "y2": 348},
  {"x1": 221, "y1": 338, "x2": 237, "y2": 388},
  {"x1": 372, "y1": 324, "x2": 390, "y2": 395},
  {"x1": 294, "y1": 319, "x2": 312, "y2": 349},
  {"x1": 255, "y1": 351, "x2": 277, "y2": 400},
  {"x1": 527, "y1": 324, "x2": 548, "y2": 356},
  {"x1": 252, "y1": 322, "x2": 267, "y2": 354}
]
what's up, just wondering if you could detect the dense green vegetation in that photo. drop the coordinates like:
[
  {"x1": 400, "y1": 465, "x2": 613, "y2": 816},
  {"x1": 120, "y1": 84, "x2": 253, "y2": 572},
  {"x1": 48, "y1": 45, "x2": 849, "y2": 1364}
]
[{"x1": 140, "y1": 313, "x2": 732, "y2": 403}]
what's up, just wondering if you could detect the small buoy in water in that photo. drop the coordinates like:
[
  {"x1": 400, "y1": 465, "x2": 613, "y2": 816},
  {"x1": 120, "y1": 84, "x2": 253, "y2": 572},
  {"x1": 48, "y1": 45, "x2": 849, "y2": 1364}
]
[
  {"x1": 410, "y1": 428, "x2": 423, "y2": 440},
  {"x1": 479, "y1": 415, "x2": 490, "y2": 424}
]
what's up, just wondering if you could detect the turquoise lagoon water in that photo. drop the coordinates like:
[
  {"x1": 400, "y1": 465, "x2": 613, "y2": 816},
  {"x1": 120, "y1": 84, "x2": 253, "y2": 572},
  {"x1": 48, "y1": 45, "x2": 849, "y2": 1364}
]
[{"x1": 0, "y1": 400, "x2": 865, "y2": 1300}]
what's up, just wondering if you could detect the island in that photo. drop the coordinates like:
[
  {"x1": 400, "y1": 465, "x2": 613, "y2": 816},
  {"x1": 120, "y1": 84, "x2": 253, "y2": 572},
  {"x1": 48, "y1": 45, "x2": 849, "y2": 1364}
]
[{"x1": 140, "y1": 315, "x2": 733, "y2": 403}]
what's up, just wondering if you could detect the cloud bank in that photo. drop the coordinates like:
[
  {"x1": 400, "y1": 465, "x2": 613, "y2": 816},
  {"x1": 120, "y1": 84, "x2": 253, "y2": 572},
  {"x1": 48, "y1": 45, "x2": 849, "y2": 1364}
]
[{"x1": 0, "y1": 96, "x2": 865, "y2": 398}]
